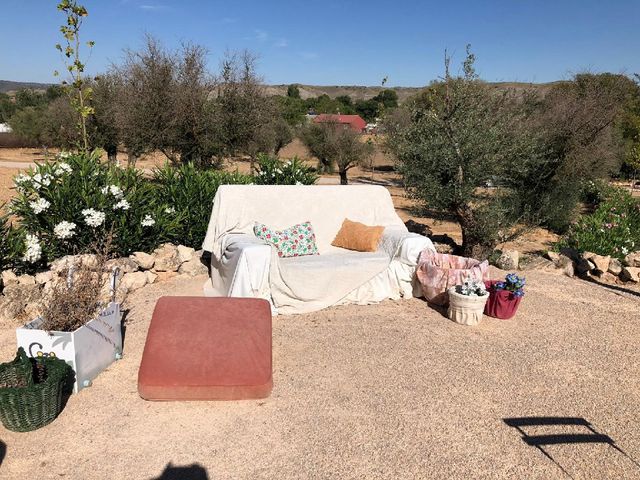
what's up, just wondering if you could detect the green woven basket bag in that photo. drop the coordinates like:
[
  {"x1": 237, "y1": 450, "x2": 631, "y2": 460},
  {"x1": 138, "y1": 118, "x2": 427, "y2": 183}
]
[{"x1": 0, "y1": 347, "x2": 72, "y2": 432}]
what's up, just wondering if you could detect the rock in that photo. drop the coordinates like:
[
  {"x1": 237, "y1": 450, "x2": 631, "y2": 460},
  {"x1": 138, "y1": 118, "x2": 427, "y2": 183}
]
[
  {"x1": 100, "y1": 284, "x2": 127, "y2": 305},
  {"x1": 620, "y1": 267, "x2": 640, "y2": 283},
  {"x1": 120, "y1": 271, "x2": 148, "y2": 292},
  {"x1": 518, "y1": 255, "x2": 554, "y2": 271},
  {"x1": 177, "y1": 245, "x2": 195, "y2": 263},
  {"x1": 496, "y1": 250, "x2": 520, "y2": 271},
  {"x1": 17, "y1": 274, "x2": 36, "y2": 286},
  {"x1": 130, "y1": 251, "x2": 155, "y2": 270},
  {"x1": 559, "y1": 247, "x2": 580, "y2": 261},
  {"x1": 50, "y1": 254, "x2": 98, "y2": 272},
  {"x1": 152, "y1": 244, "x2": 180, "y2": 272},
  {"x1": 623, "y1": 252, "x2": 640, "y2": 267},
  {"x1": 34, "y1": 271, "x2": 53, "y2": 285},
  {"x1": 155, "y1": 271, "x2": 178, "y2": 283},
  {"x1": 608, "y1": 258, "x2": 622, "y2": 276},
  {"x1": 590, "y1": 255, "x2": 610, "y2": 273},
  {"x1": 434, "y1": 243, "x2": 454, "y2": 254},
  {"x1": 145, "y1": 271, "x2": 158, "y2": 285},
  {"x1": 106, "y1": 257, "x2": 139, "y2": 274},
  {"x1": 575, "y1": 258, "x2": 595, "y2": 275},
  {"x1": 547, "y1": 252, "x2": 572, "y2": 269},
  {"x1": 404, "y1": 220, "x2": 433, "y2": 237},
  {"x1": 178, "y1": 258, "x2": 208, "y2": 277},
  {"x1": 556, "y1": 255, "x2": 573, "y2": 268},
  {"x1": 0, "y1": 283, "x2": 41, "y2": 319},
  {"x1": 545, "y1": 251, "x2": 561, "y2": 264},
  {"x1": 563, "y1": 261, "x2": 575, "y2": 278},
  {"x1": 1, "y1": 270, "x2": 18, "y2": 288},
  {"x1": 594, "y1": 271, "x2": 617, "y2": 283},
  {"x1": 581, "y1": 251, "x2": 597, "y2": 260}
]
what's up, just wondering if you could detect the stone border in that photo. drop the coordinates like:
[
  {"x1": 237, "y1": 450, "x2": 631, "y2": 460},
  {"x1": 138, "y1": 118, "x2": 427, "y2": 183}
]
[{"x1": 0, "y1": 243, "x2": 208, "y2": 320}]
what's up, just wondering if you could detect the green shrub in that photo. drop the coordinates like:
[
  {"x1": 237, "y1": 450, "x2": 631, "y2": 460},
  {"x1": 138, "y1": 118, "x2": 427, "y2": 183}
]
[
  {"x1": 557, "y1": 187, "x2": 640, "y2": 259},
  {"x1": 253, "y1": 154, "x2": 318, "y2": 185},
  {"x1": 0, "y1": 206, "x2": 20, "y2": 271},
  {"x1": 580, "y1": 178, "x2": 620, "y2": 207},
  {"x1": 9, "y1": 151, "x2": 181, "y2": 269},
  {"x1": 152, "y1": 163, "x2": 252, "y2": 248}
]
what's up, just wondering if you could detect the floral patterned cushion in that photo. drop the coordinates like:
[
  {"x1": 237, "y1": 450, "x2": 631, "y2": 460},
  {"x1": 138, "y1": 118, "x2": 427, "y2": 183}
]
[{"x1": 254, "y1": 221, "x2": 319, "y2": 258}]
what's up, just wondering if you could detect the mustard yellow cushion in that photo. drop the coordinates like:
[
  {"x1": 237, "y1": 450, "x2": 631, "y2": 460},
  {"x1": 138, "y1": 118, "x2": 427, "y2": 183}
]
[{"x1": 331, "y1": 218, "x2": 385, "y2": 252}]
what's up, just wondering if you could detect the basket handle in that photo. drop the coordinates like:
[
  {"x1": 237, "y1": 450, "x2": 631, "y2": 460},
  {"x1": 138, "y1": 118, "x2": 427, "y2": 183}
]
[
  {"x1": 16, "y1": 347, "x2": 30, "y2": 365},
  {"x1": 15, "y1": 347, "x2": 36, "y2": 387}
]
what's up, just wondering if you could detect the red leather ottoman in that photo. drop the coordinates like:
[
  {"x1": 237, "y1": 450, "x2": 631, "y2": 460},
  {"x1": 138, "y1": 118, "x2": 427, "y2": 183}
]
[{"x1": 138, "y1": 297, "x2": 272, "y2": 401}]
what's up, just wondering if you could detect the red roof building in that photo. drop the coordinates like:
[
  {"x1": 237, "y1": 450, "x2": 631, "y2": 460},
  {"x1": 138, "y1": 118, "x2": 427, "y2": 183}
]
[{"x1": 313, "y1": 114, "x2": 367, "y2": 133}]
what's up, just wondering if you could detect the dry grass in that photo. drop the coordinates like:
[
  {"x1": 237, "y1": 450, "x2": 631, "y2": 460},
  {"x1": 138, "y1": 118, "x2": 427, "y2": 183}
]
[
  {"x1": 39, "y1": 261, "x2": 106, "y2": 332},
  {"x1": 38, "y1": 237, "x2": 114, "y2": 332}
]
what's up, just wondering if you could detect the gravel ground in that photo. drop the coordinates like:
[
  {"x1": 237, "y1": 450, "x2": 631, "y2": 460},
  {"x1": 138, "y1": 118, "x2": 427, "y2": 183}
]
[{"x1": 0, "y1": 268, "x2": 639, "y2": 479}]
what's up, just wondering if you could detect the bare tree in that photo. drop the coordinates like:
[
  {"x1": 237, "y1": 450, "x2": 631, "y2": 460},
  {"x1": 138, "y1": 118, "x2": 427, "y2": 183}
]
[
  {"x1": 536, "y1": 73, "x2": 632, "y2": 179},
  {"x1": 111, "y1": 35, "x2": 177, "y2": 165},
  {"x1": 210, "y1": 50, "x2": 287, "y2": 170},
  {"x1": 109, "y1": 40, "x2": 282, "y2": 168}
]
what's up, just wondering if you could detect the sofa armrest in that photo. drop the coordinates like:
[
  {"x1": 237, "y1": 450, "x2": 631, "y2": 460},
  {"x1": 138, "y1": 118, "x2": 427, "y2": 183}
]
[
  {"x1": 209, "y1": 233, "x2": 272, "y2": 303},
  {"x1": 380, "y1": 227, "x2": 436, "y2": 265},
  {"x1": 222, "y1": 232, "x2": 270, "y2": 251}
]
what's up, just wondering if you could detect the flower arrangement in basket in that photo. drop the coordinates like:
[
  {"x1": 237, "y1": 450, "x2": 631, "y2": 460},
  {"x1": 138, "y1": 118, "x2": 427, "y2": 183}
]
[
  {"x1": 484, "y1": 273, "x2": 526, "y2": 320},
  {"x1": 447, "y1": 279, "x2": 489, "y2": 326},
  {"x1": 0, "y1": 347, "x2": 72, "y2": 432}
]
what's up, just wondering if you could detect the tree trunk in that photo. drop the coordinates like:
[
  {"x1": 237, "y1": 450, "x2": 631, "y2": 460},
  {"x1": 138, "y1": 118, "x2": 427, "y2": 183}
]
[
  {"x1": 457, "y1": 204, "x2": 496, "y2": 261},
  {"x1": 127, "y1": 152, "x2": 137, "y2": 168},
  {"x1": 107, "y1": 147, "x2": 117, "y2": 166},
  {"x1": 339, "y1": 170, "x2": 348, "y2": 185}
]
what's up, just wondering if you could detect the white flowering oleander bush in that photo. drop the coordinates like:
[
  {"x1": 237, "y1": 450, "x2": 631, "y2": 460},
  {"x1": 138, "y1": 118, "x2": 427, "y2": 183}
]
[
  {"x1": 8, "y1": 151, "x2": 181, "y2": 271},
  {"x1": 253, "y1": 154, "x2": 318, "y2": 186},
  {"x1": 4, "y1": 152, "x2": 314, "y2": 273},
  {"x1": 152, "y1": 163, "x2": 253, "y2": 248},
  {"x1": 557, "y1": 187, "x2": 640, "y2": 259}
]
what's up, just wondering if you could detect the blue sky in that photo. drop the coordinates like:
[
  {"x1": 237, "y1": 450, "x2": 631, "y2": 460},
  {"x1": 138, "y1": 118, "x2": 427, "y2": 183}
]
[{"x1": 2, "y1": 0, "x2": 639, "y2": 86}]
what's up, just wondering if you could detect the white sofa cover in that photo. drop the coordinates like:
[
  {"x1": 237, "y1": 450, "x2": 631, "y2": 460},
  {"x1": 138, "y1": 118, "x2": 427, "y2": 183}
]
[{"x1": 202, "y1": 185, "x2": 435, "y2": 314}]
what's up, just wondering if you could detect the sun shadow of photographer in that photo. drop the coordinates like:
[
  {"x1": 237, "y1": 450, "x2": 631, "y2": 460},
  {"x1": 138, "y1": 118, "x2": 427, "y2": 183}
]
[{"x1": 151, "y1": 462, "x2": 209, "y2": 480}]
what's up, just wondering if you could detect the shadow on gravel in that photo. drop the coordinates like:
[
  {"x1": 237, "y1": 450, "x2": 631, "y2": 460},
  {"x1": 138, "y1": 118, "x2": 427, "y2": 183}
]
[
  {"x1": 503, "y1": 416, "x2": 640, "y2": 479},
  {"x1": 581, "y1": 276, "x2": 640, "y2": 298},
  {"x1": 0, "y1": 440, "x2": 5, "y2": 467},
  {"x1": 151, "y1": 462, "x2": 209, "y2": 480}
]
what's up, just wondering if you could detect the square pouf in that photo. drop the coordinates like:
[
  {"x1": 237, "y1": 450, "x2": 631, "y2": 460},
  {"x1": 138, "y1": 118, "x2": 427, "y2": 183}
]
[{"x1": 138, "y1": 297, "x2": 272, "y2": 401}]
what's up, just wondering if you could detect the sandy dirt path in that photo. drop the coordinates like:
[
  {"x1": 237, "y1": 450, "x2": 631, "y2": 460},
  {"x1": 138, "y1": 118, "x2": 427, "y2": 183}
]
[{"x1": 0, "y1": 268, "x2": 638, "y2": 479}]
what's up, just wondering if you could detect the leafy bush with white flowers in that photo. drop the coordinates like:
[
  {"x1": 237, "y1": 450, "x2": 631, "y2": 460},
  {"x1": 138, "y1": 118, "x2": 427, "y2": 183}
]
[
  {"x1": 152, "y1": 163, "x2": 253, "y2": 248},
  {"x1": 9, "y1": 151, "x2": 181, "y2": 270},
  {"x1": 253, "y1": 154, "x2": 318, "y2": 186},
  {"x1": 557, "y1": 187, "x2": 640, "y2": 259}
]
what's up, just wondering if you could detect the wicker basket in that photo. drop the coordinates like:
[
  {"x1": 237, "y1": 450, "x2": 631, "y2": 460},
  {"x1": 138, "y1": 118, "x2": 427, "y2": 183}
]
[{"x1": 0, "y1": 347, "x2": 72, "y2": 432}]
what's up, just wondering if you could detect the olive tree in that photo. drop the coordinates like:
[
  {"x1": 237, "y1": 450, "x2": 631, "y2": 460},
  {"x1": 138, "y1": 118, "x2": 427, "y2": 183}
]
[
  {"x1": 388, "y1": 47, "x2": 543, "y2": 259},
  {"x1": 301, "y1": 121, "x2": 374, "y2": 185},
  {"x1": 210, "y1": 50, "x2": 288, "y2": 169}
]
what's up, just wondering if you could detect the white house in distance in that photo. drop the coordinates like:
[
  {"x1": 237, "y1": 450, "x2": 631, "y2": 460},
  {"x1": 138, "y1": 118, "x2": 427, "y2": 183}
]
[{"x1": 0, "y1": 123, "x2": 12, "y2": 133}]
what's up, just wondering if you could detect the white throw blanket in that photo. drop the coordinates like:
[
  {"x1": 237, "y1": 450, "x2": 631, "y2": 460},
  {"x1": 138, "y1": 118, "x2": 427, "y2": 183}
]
[{"x1": 202, "y1": 185, "x2": 412, "y2": 313}]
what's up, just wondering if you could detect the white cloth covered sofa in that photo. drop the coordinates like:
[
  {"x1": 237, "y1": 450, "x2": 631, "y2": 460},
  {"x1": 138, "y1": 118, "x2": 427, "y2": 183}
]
[{"x1": 202, "y1": 185, "x2": 435, "y2": 314}]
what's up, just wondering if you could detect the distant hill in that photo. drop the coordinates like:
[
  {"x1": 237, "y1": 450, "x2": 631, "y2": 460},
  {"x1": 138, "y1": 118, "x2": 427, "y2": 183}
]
[
  {"x1": 2, "y1": 79, "x2": 560, "y2": 101},
  {"x1": 266, "y1": 82, "x2": 561, "y2": 102},
  {"x1": 0, "y1": 80, "x2": 53, "y2": 94},
  {"x1": 264, "y1": 84, "x2": 425, "y2": 102}
]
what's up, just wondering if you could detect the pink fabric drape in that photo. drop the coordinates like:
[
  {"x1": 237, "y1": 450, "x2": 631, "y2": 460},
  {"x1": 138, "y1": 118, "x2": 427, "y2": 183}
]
[{"x1": 416, "y1": 251, "x2": 490, "y2": 306}]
